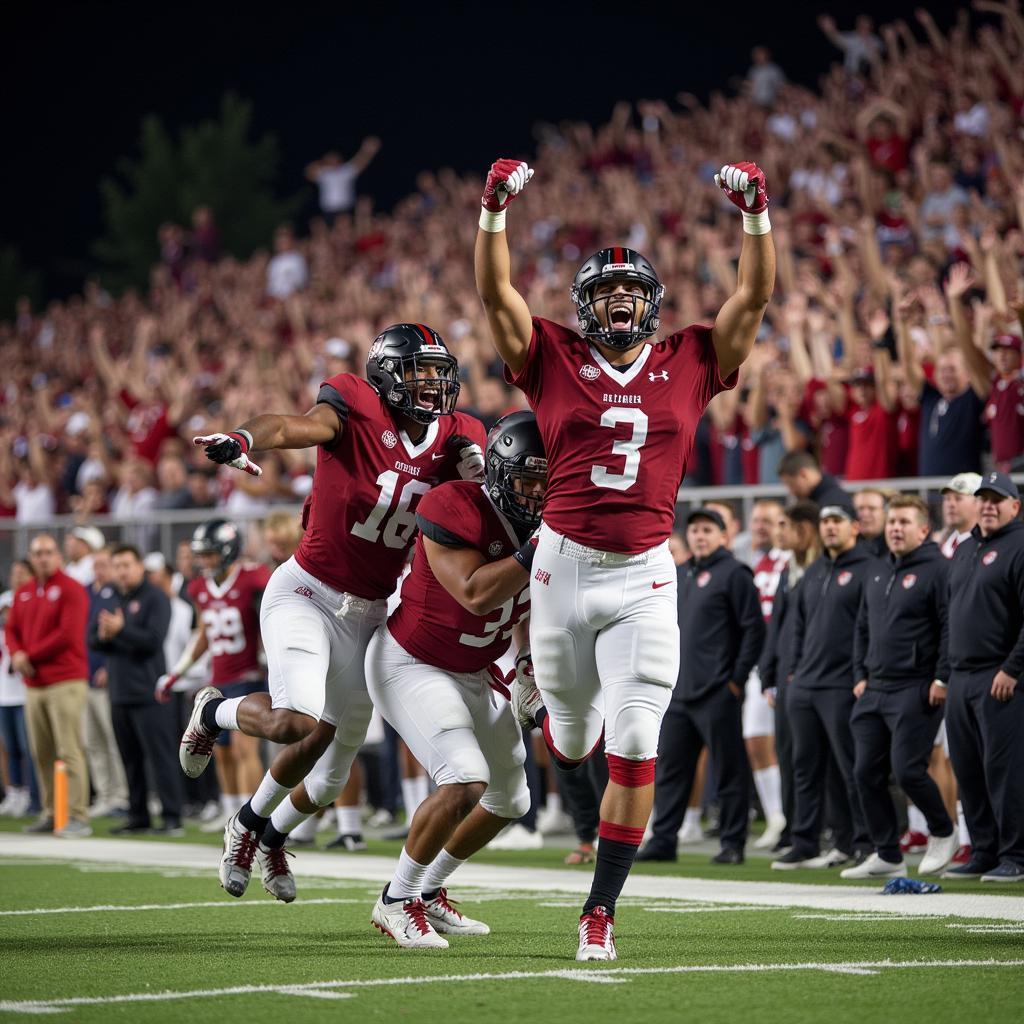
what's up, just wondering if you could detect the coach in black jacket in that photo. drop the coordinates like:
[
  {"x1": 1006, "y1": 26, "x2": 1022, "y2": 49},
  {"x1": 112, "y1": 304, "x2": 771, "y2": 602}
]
[
  {"x1": 845, "y1": 496, "x2": 955, "y2": 879},
  {"x1": 88, "y1": 545, "x2": 182, "y2": 834},
  {"x1": 638, "y1": 509, "x2": 764, "y2": 865},
  {"x1": 772, "y1": 505, "x2": 872, "y2": 869},
  {"x1": 945, "y1": 472, "x2": 1024, "y2": 881}
]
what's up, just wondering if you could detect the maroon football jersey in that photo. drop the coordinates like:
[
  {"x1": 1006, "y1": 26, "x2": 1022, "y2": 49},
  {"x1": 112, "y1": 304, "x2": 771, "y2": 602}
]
[
  {"x1": 751, "y1": 548, "x2": 790, "y2": 621},
  {"x1": 985, "y1": 373, "x2": 1024, "y2": 467},
  {"x1": 387, "y1": 481, "x2": 530, "y2": 673},
  {"x1": 505, "y1": 317, "x2": 736, "y2": 553},
  {"x1": 294, "y1": 375, "x2": 486, "y2": 600},
  {"x1": 188, "y1": 563, "x2": 271, "y2": 685}
]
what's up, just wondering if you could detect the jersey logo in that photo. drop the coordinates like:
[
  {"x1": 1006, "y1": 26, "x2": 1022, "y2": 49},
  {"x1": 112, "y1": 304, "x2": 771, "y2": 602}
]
[
  {"x1": 648, "y1": 370, "x2": 669, "y2": 382},
  {"x1": 983, "y1": 550, "x2": 998, "y2": 566},
  {"x1": 431, "y1": 452, "x2": 445, "y2": 460},
  {"x1": 696, "y1": 571, "x2": 711, "y2": 588},
  {"x1": 902, "y1": 574, "x2": 917, "y2": 590},
  {"x1": 488, "y1": 541, "x2": 504, "y2": 556},
  {"x1": 534, "y1": 569, "x2": 551, "y2": 586},
  {"x1": 381, "y1": 430, "x2": 398, "y2": 449},
  {"x1": 579, "y1": 364, "x2": 600, "y2": 381},
  {"x1": 652, "y1": 580, "x2": 673, "y2": 589},
  {"x1": 46, "y1": 586, "x2": 60, "y2": 602},
  {"x1": 294, "y1": 585, "x2": 314, "y2": 598},
  {"x1": 837, "y1": 571, "x2": 853, "y2": 587}
]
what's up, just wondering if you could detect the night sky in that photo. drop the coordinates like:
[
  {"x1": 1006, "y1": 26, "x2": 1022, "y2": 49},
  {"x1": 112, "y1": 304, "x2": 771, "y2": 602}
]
[{"x1": 5, "y1": 0, "x2": 967, "y2": 302}]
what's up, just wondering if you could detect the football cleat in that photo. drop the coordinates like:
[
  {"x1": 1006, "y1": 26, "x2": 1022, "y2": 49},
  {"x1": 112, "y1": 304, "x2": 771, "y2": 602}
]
[
  {"x1": 576, "y1": 906, "x2": 616, "y2": 961},
  {"x1": 918, "y1": 831, "x2": 959, "y2": 875},
  {"x1": 839, "y1": 853, "x2": 907, "y2": 880},
  {"x1": 371, "y1": 892, "x2": 449, "y2": 949},
  {"x1": 219, "y1": 813, "x2": 260, "y2": 898},
  {"x1": 803, "y1": 847, "x2": 853, "y2": 869},
  {"x1": 259, "y1": 843, "x2": 296, "y2": 903},
  {"x1": 899, "y1": 829, "x2": 929, "y2": 855},
  {"x1": 179, "y1": 687, "x2": 221, "y2": 778},
  {"x1": 423, "y1": 888, "x2": 490, "y2": 935}
]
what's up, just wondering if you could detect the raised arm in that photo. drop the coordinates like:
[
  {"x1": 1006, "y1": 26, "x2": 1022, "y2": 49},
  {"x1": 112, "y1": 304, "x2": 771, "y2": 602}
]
[
  {"x1": 474, "y1": 159, "x2": 536, "y2": 377},
  {"x1": 944, "y1": 262, "x2": 990, "y2": 398},
  {"x1": 711, "y1": 163, "x2": 776, "y2": 379},
  {"x1": 349, "y1": 136, "x2": 382, "y2": 174}
]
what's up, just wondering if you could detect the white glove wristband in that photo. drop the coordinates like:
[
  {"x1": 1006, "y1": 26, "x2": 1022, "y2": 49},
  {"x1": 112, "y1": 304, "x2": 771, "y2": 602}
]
[
  {"x1": 742, "y1": 210, "x2": 771, "y2": 235},
  {"x1": 479, "y1": 208, "x2": 507, "y2": 233}
]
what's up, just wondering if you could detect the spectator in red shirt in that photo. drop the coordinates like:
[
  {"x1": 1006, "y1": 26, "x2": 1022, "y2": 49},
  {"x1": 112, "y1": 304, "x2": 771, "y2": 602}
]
[{"x1": 4, "y1": 534, "x2": 91, "y2": 836}]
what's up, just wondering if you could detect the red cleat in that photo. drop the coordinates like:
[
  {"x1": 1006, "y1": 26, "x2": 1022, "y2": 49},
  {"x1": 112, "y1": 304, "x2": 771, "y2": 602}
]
[
  {"x1": 951, "y1": 844, "x2": 972, "y2": 866},
  {"x1": 899, "y1": 830, "x2": 928, "y2": 854}
]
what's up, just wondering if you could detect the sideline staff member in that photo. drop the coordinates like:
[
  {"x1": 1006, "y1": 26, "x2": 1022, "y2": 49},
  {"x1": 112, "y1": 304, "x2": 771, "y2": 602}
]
[{"x1": 945, "y1": 471, "x2": 1024, "y2": 882}]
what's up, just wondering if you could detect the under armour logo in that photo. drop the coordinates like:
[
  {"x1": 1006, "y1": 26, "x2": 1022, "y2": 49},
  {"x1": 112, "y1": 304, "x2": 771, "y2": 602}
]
[{"x1": 648, "y1": 370, "x2": 669, "y2": 382}]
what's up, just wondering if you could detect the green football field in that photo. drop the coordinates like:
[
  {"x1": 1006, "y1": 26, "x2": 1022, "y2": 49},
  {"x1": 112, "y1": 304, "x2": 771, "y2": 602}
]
[{"x1": 2, "y1": 821, "x2": 1023, "y2": 1023}]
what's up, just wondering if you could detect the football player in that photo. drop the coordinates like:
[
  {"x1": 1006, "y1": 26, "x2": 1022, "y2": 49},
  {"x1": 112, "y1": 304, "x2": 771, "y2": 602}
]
[
  {"x1": 256, "y1": 413, "x2": 546, "y2": 946},
  {"x1": 156, "y1": 519, "x2": 270, "y2": 831},
  {"x1": 475, "y1": 158, "x2": 775, "y2": 960},
  {"x1": 183, "y1": 324, "x2": 485, "y2": 901}
]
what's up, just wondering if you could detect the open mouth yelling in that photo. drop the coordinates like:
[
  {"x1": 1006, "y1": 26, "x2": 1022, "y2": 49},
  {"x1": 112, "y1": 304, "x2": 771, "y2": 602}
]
[{"x1": 608, "y1": 301, "x2": 634, "y2": 330}]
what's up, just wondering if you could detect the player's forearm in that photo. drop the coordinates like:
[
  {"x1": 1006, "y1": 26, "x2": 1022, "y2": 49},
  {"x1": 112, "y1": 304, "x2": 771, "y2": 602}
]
[
  {"x1": 462, "y1": 558, "x2": 530, "y2": 617},
  {"x1": 734, "y1": 231, "x2": 775, "y2": 310},
  {"x1": 172, "y1": 628, "x2": 208, "y2": 678},
  {"x1": 474, "y1": 227, "x2": 514, "y2": 308},
  {"x1": 237, "y1": 413, "x2": 331, "y2": 451}
]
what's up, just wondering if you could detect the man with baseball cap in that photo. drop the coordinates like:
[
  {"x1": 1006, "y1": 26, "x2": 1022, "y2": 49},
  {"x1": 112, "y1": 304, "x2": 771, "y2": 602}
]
[
  {"x1": 63, "y1": 527, "x2": 105, "y2": 588},
  {"x1": 637, "y1": 508, "x2": 764, "y2": 866},
  {"x1": 939, "y1": 473, "x2": 982, "y2": 559},
  {"x1": 772, "y1": 503, "x2": 872, "y2": 870},
  {"x1": 944, "y1": 471, "x2": 1024, "y2": 881}
]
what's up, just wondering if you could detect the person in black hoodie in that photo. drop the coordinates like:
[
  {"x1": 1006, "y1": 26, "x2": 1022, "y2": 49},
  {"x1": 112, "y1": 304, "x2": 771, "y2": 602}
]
[
  {"x1": 777, "y1": 450, "x2": 849, "y2": 510},
  {"x1": 945, "y1": 471, "x2": 1024, "y2": 882},
  {"x1": 637, "y1": 508, "x2": 764, "y2": 865},
  {"x1": 772, "y1": 503, "x2": 872, "y2": 870},
  {"x1": 843, "y1": 495, "x2": 956, "y2": 880},
  {"x1": 759, "y1": 500, "x2": 822, "y2": 851},
  {"x1": 88, "y1": 545, "x2": 181, "y2": 835}
]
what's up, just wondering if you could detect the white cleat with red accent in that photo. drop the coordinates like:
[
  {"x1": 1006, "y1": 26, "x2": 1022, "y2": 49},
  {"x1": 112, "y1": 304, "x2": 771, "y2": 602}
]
[
  {"x1": 219, "y1": 813, "x2": 259, "y2": 898},
  {"x1": 423, "y1": 888, "x2": 490, "y2": 935},
  {"x1": 179, "y1": 686, "x2": 221, "y2": 778},
  {"x1": 372, "y1": 893, "x2": 449, "y2": 949},
  {"x1": 259, "y1": 843, "x2": 296, "y2": 903},
  {"x1": 576, "y1": 906, "x2": 617, "y2": 961}
]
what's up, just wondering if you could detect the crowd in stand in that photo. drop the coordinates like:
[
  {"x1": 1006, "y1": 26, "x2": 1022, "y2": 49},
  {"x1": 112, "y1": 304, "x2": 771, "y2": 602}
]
[{"x1": 3, "y1": 5, "x2": 1024, "y2": 528}]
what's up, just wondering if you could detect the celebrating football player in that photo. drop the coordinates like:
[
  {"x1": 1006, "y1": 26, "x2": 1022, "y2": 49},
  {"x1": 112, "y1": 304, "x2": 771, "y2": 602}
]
[
  {"x1": 475, "y1": 158, "x2": 775, "y2": 960},
  {"x1": 182, "y1": 324, "x2": 485, "y2": 901},
  {"x1": 156, "y1": 519, "x2": 270, "y2": 832},
  {"x1": 253, "y1": 413, "x2": 546, "y2": 945}
]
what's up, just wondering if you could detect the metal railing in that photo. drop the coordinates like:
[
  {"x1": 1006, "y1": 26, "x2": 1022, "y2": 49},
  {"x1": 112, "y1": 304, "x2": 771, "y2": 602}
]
[{"x1": 2, "y1": 473, "x2": 1021, "y2": 568}]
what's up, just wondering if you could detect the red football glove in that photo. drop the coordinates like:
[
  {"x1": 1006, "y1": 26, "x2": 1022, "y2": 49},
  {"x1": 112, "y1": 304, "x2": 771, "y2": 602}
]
[
  {"x1": 486, "y1": 664, "x2": 514, "y2": 701},
  {"x1": 715, "y1": 162, "x2": 769, "y2": 214},
  {"x1": 481, "y1": 159, "x2": 534, "y2": 212},
  {"x1": 155, "y1": 673, "x2": 177, "y2": 704}
]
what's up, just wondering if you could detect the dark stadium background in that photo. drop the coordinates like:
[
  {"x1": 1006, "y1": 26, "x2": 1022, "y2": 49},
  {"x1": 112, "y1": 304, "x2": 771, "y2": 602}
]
[{"x1": 5, "y1": 0, "x2": 966, "y2": 301}]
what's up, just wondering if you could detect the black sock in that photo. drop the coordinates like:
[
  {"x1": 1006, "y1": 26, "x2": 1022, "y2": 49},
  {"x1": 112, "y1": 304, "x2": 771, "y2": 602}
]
[
  {"x1": 200, "y1": 698, "x2": 225, "y2": 733},
  {"x1": 237, "y1": 800, "x2": 269, "y2": 834},
  {"x1": 422, "y1": 888, "x2": 440, "y2": 902},
  {"x1": 583, "y1": 838, "x2": 640, "y2": 917},
  {"x1": 261, "y1": 823, "x2": 288, "y2": 849},
  {"x1": 381, "y1": 883, "x2": 404, "y2": 906}
]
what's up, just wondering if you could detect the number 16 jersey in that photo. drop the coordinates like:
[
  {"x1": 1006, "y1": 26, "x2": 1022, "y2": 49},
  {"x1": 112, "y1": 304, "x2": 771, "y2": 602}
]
[{"x1": 505, "y1": 317, "x2": 736, "y2": 554}]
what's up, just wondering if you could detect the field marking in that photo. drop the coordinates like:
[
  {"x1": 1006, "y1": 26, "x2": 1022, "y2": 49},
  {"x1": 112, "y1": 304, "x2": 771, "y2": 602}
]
[
  {"x1": 2, "y1": 959, "x2": 1022, "y2": 1015},
  {"x1": 4, "y1": 834, "x2": 1024, "y2": 922},
  {"x1": 0, "y1": 897, "x2": 359, "y2": 918}
]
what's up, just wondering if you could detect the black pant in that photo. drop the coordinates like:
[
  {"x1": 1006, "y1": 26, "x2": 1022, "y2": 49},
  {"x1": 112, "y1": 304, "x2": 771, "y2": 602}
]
[
  {"x1": 555, "y1": 743, "x2": 608, "y2": 844},
  {"x1": 789, "y1": 685, "x2": 869, "y2": 857},
  {"x1": 111, "y1": 702, "x2": 184, "y2": 826},
  {"x1": 650, "y1": 687, "x2": 749, "y2": 852},
  {"x1": 946, "y1": 668, "x2": 1024, "y2": 867},
  {"x1": 850, "y1": 684, "x2": 952, "y2": 861},
  {"x1": 774, "y1": 683, "x2": 795, "y2": 843}
]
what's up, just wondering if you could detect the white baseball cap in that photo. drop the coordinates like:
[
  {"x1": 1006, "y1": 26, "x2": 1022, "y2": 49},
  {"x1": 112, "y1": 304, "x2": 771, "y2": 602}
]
[
  {"x1": 70, "y1": 526, "x2": 105, "y2": 552},
  {"x1": 941, "y1": 472, "x2": 983, "y2": 496},
  {"x1": 143, "y1": 552, "x2": 167, "y2": 573}
]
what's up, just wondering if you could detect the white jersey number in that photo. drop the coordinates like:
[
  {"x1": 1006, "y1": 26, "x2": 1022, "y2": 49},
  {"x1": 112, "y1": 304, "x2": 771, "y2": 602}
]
[
  {"x1": 351, "y1": 470, "x2": 432, "y2": 549},
  {"x1": 201, "y1": 606, "x2": 246, "y2": 657},
  {"x1": 459, "y1": 589, "x2": 530, "y2": 649},
  {"x1": 590, "y1": 407, "x2": 649, "y2": 491}
]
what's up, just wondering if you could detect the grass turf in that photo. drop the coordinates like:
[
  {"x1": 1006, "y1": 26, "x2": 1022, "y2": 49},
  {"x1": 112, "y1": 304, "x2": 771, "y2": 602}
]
[{"x1": 1, "y1": 854, "x2": 1023, "y2": 1023}]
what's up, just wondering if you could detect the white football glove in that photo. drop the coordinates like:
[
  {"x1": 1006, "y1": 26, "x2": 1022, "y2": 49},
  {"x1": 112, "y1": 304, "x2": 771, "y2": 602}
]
[
  {"x1": 456, "y1": 442, "x2": 485, "y2": 482},
  {"x1": 193, "y1": 433, "x2": 263, "y2": 478}
]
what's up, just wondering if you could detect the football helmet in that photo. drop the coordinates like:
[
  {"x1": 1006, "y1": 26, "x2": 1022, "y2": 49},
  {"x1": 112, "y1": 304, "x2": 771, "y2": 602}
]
[
  {"x1": 486, "y1": 411, "x2": 547, "y2": 535},
  {"x1": 190, "y1": 519, "x2": 241, "y2": 577},
  {"x1": 570, "y1": 247, "x2": 664, "y2": 350},
  {"x1": 366, "y1": 323, "x2": 460, "y2": 425}
]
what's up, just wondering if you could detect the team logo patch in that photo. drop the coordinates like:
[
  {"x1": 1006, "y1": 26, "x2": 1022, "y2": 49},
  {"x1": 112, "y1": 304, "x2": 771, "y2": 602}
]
[
  {"x1": 696, "y1": 571, "x2": 712, "y2": 588},
  {"x1": 648, "y1": 370, "x2": 669, "y2": 382},
  {"x1": 579, "y1": 364, "x2": 600, "y2": 381},
  {"x1": 902, "y1": 574, "x2": 917, "y2": 590},
  {"x1": 46, "y1": 586, "x2": 60, "y2": 602},
  {"x1": 129, "y1": 601, "x2": 140, "y2": 613},
  {"x1": 198, "y1": 592, "x2": 208, "y2": 603},
  {"x1": 534, "y1": 569, "x2": 551, "y2": 586},
  {"x1": 294, "y1": 585, "x2": 314, "y2": 598},
  {"x1": 381, "y1": 430, "x2": 398, "y2": 449},
  {"x1": 488, "y1": 541, "x2": 504, "y2": 556},
  {"x1": 837, "y1": 571, "x2": 853, "y2": 587},
  {"x1": 983, "y1": 551, "x2": 998, "y2": 566}
]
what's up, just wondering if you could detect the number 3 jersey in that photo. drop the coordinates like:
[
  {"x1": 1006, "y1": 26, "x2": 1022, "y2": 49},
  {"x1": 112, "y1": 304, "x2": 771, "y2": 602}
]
[
  {"x1": 505, "y1": 317, "x2": 736, "y2": 554},
  {"x1": 387, "y1": 480, "x2": 530, "y2": 673},
  {"x1": 294, "y1": 374, "x2": 487, "y2": 600},
  {"x1": 187, "y1": 563, "x2": 271, "y2": 685}
]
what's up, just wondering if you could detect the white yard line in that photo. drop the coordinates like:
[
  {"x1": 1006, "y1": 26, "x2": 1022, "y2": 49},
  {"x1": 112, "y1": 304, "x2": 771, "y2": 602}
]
[
  {"x1": 1, "y1": 960, "x2": 1022, "y2": 1015},
  {"x1": 2, "y1": 834, "x2": 1023, "y2": 922},
  {"x1": 0, "y1": 897, "x2": 359, "y2": 917}
]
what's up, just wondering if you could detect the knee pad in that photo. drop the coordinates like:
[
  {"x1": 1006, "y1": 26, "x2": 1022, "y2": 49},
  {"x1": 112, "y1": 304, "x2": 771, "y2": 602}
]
[
  {"x1": 441, "y1": 738, "x2": 490, "y2": 788},
  {"x1": 629, "y1": 619, "x2": 679, "y2": 690},
  {"x1": 480, "y1": 769, "x2": 531, "y2": 820},
  {"x1": 605, "y1": 682, "x2": 672, "y2": 760},
  {"x1": 531, "y1": 627, "x2": 579, "y2": 693},
  {"x1": 606, "y1": 752, "x2": 657, "y2": 787},
  {"x1": 304, "y1": 740, "x2": 359, "y2": 807}
]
